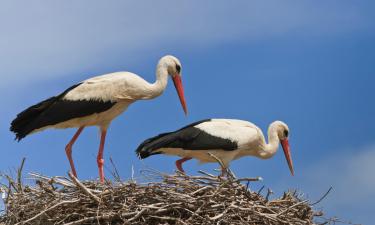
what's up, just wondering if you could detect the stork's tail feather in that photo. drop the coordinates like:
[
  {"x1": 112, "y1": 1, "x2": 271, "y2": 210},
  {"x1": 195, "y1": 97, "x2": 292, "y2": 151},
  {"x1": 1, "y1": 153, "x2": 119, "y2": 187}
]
[
  {"x1": 135, "y1": 132, "x2": 174, "y2": 159},
  {"x1": 10, "y1": 83, "x2": 81, "y2": 141},
  {"x1": 136, "y1": 119, "x2": 211, "y2": 159},
  {"x1": 10, "y1": 96, "x2": 58, "y2": 141}
]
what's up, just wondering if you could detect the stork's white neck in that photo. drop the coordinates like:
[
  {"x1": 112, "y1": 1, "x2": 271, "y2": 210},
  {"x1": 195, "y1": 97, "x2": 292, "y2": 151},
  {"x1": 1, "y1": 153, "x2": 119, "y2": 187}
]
[
  {"x1": 145, "y1": 61, "x2": 169, "y2": 99},
  {"x1": 258, "y1": 122, "x2": 280, "y2": 159}
]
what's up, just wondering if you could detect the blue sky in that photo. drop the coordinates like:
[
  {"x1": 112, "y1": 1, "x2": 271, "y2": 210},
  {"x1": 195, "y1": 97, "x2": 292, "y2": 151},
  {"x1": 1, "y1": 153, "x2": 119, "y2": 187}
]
[{"x1": 1, "y1": 1, "x2": 374, "y2": 223}]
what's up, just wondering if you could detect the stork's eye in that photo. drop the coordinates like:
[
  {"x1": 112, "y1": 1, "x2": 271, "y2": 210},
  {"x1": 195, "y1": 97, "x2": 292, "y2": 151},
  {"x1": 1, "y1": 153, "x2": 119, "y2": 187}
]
[
  {"x1": 284, "y1": 130, "x2": 289, "y2": 137},
  {"x1": 176, "y1": 64, "x2": 181, "y2": 73}
]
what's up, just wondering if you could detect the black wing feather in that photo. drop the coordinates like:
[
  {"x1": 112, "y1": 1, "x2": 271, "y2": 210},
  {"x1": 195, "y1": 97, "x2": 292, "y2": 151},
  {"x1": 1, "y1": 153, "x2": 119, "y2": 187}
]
[
  {"x1": 136, "y1": 119, "x2": 238, "y2": 159},
  {"x1": 10, "y1": 83, "x2": 116, "y2": 140}
]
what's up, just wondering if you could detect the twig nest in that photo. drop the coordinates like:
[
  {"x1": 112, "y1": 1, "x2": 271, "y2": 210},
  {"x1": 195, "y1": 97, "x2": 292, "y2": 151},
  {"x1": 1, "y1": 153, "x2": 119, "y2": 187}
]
[{"x1": 0, "y1": 170, "x2": 324, "y2": 225}]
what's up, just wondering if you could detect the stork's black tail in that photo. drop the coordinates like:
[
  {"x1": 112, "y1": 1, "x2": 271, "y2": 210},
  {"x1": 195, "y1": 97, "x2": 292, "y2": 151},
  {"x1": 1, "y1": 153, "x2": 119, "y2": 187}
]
[
  {"x1": 10, "y1": 83, "x2": 81, "y2": 141},
  {"x1": 11, "y1": 96, "x2": 60, "y2": 141},
  {"x1": 135, "y1": 132, "x2": 174, "y2": 159},
  {"x1": 135, "y1": 119, "x2": 211, "y2": 159}
]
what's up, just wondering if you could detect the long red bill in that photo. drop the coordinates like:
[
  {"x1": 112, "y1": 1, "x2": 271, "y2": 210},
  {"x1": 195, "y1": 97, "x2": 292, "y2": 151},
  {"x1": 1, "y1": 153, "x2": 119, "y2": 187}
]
[
  {"x1": 172, "y1": 74, "x2": 188, "y2": 115},
  {"x1": 280, "y1": 139, "x2": 294, "y2": 176}
]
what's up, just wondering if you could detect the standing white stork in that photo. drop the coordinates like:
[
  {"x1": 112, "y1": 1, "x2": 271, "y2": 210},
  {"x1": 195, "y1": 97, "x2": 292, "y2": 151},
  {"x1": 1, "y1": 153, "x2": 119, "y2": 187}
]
[
  {"x1": 10, "y1": 55, "x2": 187, "y2": 183},
  {"x1": 136, "y1": 119, "x2": 294, "y2": 176}
]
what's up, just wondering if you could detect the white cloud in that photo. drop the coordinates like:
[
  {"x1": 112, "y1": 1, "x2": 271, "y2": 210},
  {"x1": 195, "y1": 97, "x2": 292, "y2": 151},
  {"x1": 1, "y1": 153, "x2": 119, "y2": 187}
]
[
  {"x1": 305, "y1": 145, "x2": 375, "y2": 206},
  {"x1": 296, "y1": 145, "x2": 375, "y2": 224},
  {"x1": 0, "y1": 1, "x2": 370, "y2": 89}
]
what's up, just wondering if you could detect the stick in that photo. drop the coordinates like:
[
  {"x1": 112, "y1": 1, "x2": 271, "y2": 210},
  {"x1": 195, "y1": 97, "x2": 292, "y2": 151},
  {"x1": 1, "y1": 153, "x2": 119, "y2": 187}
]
[
  {"x1": 257, "y1": 185, "x2": 265, "y2": 195},
  {"x1": 17, "y1": 158, "x2": 26, "y2": 193},
  {"x1": 127, "y1": 208, "x2": 147, "y2": 222},
  {"x1": 109, "y1": 157, "x2": 121, "y2": 182},
  {"x1": 311, "y1": 187, "x2": 333, "y2": 206},
  {"x1": 15, "y1": 199, "x2": 79, "y2": 225},
  {"x1": 266, "y1": 188, "x2": 273, "y2": 201},
  {"x1": 236, "y1": 177, "x2": 263, "y2": 182},
  {"x1": 198, "y1": 170, "x2": 217, "y2": 178},
  {"x1": 63, "y1": 214, "x2": 117, "y2": 225},
  {"x1": 207, "y1": 153, "x2": 226, "y2": 173},
  {"x1": 277, "y1": 200, "x2": 308, "y2": 216},
  {"x1": 29, "y1": 173, "x2": 75, "y2": 188},
  {"x1": 68, "y1": 172, "x2": 100, "y2": 203},
  {"x1": 150, "y1": 216, "x2": 188, "y2": 225}
]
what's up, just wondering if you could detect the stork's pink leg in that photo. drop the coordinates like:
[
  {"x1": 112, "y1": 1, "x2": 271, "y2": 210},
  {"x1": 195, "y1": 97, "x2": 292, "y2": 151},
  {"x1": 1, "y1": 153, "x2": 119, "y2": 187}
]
[
  {"x1": 97, "y1": 129, "x2": 107, "y2": 183},
  {"x1": 65, "y1": 127, "x2": 85, "y2": 177},
  {"x1": 175, "y1": 157, "x2": 192, "y2": 173}
]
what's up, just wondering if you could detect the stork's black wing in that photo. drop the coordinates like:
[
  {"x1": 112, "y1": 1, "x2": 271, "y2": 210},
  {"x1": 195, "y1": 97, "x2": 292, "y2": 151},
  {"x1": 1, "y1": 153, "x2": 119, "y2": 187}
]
[
  {"x1": 136, "y1": 119, "x2": 238, "y2": 159},
  {"x1": 10, "y1": 83, "x2": 116, "y2": 140}
]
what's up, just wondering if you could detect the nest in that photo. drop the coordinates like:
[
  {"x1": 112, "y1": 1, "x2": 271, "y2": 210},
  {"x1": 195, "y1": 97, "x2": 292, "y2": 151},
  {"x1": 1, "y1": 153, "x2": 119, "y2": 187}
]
[{"x1": 0, "y1": 161, "x2": 327, "y2": 225}]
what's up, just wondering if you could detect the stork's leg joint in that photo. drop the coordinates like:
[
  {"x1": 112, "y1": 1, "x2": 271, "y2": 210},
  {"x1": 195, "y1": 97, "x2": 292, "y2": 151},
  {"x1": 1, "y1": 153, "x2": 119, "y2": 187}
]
[
  {"x1": 97, "y1": 129, "x2": 107, "y2": 183},
  {"x1": 65, "y1": 144, "x2": 74, "y2": 165},
  {"x1": 175, "y1": 157, "x2": 192, "y2": 173},
  {"x1": 97, "y1": 157, "x2": 104, "y2": 168},
  {"x1": 64, "y1": 127, "x2": 84, "y2": 178},
  {"x1": 65, "y1": 144, "x2": 72, "y2": 154},
  {"x1": 65, "y1": 144, "x2": 77, "y2": 177}
]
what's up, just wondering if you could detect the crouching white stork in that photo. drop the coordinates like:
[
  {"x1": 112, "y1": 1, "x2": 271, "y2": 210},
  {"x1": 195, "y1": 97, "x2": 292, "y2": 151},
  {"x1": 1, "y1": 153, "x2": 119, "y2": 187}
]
[
  {"x1": 10, "y1": 55, "x2": 187, "y2": 183},
  {"x1": 136, "y1": 119, "x2": 294, "y2": 176}
]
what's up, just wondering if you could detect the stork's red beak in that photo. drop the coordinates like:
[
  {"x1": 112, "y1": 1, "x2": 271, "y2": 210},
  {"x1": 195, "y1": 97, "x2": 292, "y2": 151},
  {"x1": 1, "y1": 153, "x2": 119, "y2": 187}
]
[
  {"x1": 280, "y1": 138, "x2": 294, "y2": 176},
  {"x1": 172, "y1": 74, "x2": 188, "y2": 115}
]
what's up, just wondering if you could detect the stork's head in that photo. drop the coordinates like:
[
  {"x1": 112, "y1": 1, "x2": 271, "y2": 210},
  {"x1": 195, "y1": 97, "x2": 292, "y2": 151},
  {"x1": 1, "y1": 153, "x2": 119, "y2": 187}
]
[
  {"x1": 159, "y1": 55, "x2": 187, "y2": 115},
  {"x1": 274, "y1": 121, "x2": 294, "y2": 176}
]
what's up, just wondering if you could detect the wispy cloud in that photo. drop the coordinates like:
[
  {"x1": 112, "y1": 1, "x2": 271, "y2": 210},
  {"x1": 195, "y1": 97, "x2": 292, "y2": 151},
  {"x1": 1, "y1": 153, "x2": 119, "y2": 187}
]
[
  {"x1": 0, "y1": 1, "x2": 371, "y2": 89},
  {"x1": 301, "y1": 145, "x2": 375, "y2": 223},
  {"x1": 306, "y1": 145, "x2": 375, "y2": 205}
]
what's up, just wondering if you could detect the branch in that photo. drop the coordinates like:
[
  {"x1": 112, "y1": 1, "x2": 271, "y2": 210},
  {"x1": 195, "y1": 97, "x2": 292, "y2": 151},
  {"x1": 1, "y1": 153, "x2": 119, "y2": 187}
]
[
  {"x1": 15, "y1": 199, "x2": 79, "y2": 225},
  {"x1": 63, "y1": 214, "x2": 117, "y2": 225},
  {"x1": 17, "y1": 157, "x2": 26, "y2": 193},
  {"x1": 311, "y1": 187, "x2": 333, "y2": 206},
  {"x1": 68, "y1": 172, "x2": 100, "y2": 203}
]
